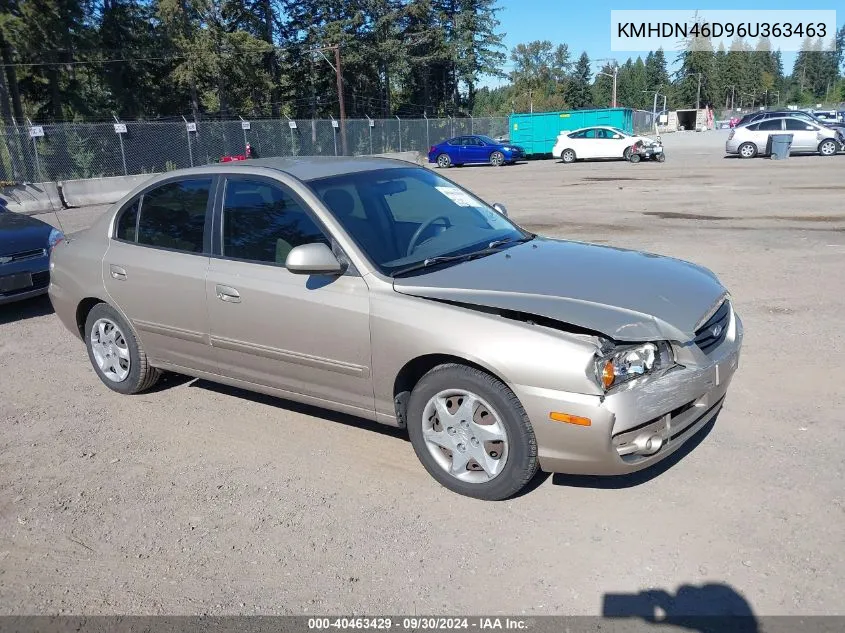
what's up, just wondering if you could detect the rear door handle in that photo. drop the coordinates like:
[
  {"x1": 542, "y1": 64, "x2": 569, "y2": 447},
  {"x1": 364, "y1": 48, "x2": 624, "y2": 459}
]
[
  {"x1": 110, "y1": 265, "x2": 127, "y2": 281},
  {"x1": 215, "y1": 284, "x2": 241, "y2": 303}
]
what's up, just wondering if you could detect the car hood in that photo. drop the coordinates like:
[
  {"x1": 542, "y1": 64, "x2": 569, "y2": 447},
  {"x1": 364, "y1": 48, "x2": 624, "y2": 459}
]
[
  {"x1": 0, "y1": 211, "x2": 52, "y2": 255},
  {"x1": 392, "y1": 237, "x2": 727, "y2": 343}
]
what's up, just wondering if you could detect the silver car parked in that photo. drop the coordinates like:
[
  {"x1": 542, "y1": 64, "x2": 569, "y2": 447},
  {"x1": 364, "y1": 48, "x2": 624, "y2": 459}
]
[
  {"x1": 726, "y1": 115, "x2": 842, "y2": 158},
  {"x1": 49, "y1": 157, "x2": 743, "y2": 500}
]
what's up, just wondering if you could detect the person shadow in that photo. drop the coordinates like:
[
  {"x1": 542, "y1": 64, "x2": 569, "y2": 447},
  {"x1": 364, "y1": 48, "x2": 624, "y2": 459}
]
[{"x1": 602, "y1": 583, "x2": 759, "y2": 633}]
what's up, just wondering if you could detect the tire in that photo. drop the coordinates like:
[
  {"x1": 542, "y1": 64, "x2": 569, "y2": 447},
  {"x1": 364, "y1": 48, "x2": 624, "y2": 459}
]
[
  {"x1": 629, "y1": 153, "x2": 641, "y2": 163},
  {"x1": 406, "y1": 363, "x2": 539, "y2": 501},
  {"x1": 818, "y1": 139, "x2": 838, "y2": 156},
  {"x1": 490, "y1": 151, "x2": 505, "y2": 167},
  {"x1": 436, "y1": 153, "x2": 452, "y2": 168},
  {"x1": 84, "y1": 302, "x2": 160, "y2": 394},
  {"x1": 656, "y1": 153, "x2": 666, "y2": 163},
  {"x1": 561, "y1": 148, "x2": 576, "y2": 164},
  {"x1": 623, "y1": 147, "x2": 633, "y2": 160},
  {"x1": 738, "y1": 142, "x2": 757, "y2": 159}
]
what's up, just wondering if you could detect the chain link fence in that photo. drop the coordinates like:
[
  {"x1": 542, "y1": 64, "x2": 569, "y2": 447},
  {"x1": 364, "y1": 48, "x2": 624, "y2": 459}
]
[
  {"x1": 632, "y1": 109, "x2": 657, "y2": 135},
  {"x1": 0, "y1": 116, "x2": 510, "y2": 183}
]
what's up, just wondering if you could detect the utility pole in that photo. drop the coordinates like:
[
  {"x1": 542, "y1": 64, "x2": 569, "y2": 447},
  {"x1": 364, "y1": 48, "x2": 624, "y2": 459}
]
[
  {"x1": 312, "y1": 45, "x2": 347, "y2": 155},
  {"x1": 696, "y1": 72, "x2": 702, "y2": 110},
  {"x1": 596, "y1": 59, "x2": 619, "y2": 108},
  {"x1": 334, "y1": 46, "x2": 347, "y2": 156},
  {"x1": 528, "y1": 89, "x2": 533, "y2": 114}
]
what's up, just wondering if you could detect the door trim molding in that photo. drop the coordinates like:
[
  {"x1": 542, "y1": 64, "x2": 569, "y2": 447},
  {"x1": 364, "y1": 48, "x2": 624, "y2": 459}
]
[
  {"x1": 134, "y1": 319, "x2": 209, "y2": 345},
  {"x1": 210, "y1": 335, "x2": 370, "y2": 378}
]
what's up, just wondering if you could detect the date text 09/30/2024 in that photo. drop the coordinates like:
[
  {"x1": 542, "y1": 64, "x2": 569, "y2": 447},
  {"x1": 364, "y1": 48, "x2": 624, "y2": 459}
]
[{"x1": 308, "y1": 617, "x2": 529, "y2": 630}]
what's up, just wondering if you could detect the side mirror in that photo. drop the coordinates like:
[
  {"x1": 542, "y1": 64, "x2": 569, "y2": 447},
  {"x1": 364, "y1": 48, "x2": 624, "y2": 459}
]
[
  {"x1": 285, "y1": 243, "x2": 345, "y2": 276},
  {"x1": 492, "y1": 203, "x2": 508, "y2": 217}
]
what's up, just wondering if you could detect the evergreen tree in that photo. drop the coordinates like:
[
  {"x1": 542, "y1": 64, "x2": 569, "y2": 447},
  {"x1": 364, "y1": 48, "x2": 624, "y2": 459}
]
[{"x1": 568, "y1": 51, "x2": 592, "y2": 108}]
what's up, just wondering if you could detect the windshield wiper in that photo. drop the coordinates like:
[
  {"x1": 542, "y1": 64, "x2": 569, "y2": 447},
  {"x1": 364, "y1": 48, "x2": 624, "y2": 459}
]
[
  {"x1": 392, "y1": 234, "x2": 536, "y2": 278},
  {"x1": 487, "y1": 233, "x2": 535, "y2": 249}
]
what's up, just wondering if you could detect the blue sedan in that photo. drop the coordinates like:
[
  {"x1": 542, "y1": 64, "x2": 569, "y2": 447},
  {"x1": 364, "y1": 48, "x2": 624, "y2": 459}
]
[
  {"x1": 428, "y1": 135, "x2": 525, "y2": 168},
  {"x1": 0, "y1": 196, "x2": 64, "y2": 305}
]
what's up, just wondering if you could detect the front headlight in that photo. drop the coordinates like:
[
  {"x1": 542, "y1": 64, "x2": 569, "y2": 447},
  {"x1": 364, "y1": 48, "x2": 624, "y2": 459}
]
[
  {"x1": 48, "y1": 227, "x2": 65, "y2": 251},
  {"x1": 594, "y1": 342, "x2": 674, "y2": 391}
]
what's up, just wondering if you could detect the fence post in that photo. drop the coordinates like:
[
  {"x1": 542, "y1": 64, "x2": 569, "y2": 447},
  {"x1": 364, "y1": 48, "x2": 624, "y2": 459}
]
[
  {"x1": 330, "y1": 116, "x2": 338, "y2": 156},
  {"x1": 182, "y1": 116, "x2": 194, "y2": 167},
  {"x1": 470, "y1": 115, "x2": 474, "y2": 134},
  {"x1": 366, "y1": 115, "x2": 373, "y2": 155},
  {"x1": 449, "y1": 116, "x2": 453, "y2": 138},
  {"x1": 423, "y1": 112, "x2": 429, "y2": 149},
  {"x1": 239, "y1": 116, "x2": 249, "y2": 152},
  {"x1": 113, "y1": 115, "x2": 128, "y2": 175},
  {"x1": 396, "y1": 115, "x2": 401, "y2": 152},
  {"x1": 285, "y1": 116, "x2": 296, "y2": 156},
  {"x1": 25, "y1": 118, "x2": 43, "y2": 182}
]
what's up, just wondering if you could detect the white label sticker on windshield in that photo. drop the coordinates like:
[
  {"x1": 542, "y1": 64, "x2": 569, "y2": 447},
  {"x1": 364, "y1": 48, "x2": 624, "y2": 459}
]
[{"x1": 436, "y1": 186, "x2": 479, "y2": 207}]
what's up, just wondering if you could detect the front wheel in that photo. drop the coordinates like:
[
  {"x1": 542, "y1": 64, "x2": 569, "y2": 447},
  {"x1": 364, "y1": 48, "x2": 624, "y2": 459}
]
[
  {"x1": 490, "y1": 151, "x2": 505, "y2": 167},
  {"x1": 655, "y1": 153, "x2": 666, "y2": 163},
  {"x1": 629, "y1": 153, "x2": 641, "y2": 163},
  {"x1": 623, "y1": 147, "x2": 633, "y2": 160},
  {"x1": 407, "y1": 364, "x2": 539, "y2": 500},
  {"x1": 818, "y1": 139, "x2": 838, "y2": 156},
  {"x1": 436, "y1": 153, "x2": 452, "y2": 168}
]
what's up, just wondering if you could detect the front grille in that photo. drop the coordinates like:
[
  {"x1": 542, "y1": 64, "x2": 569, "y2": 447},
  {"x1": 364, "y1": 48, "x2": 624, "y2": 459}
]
[
  {"x1": 0, "y1": 248, "x2": 46, "y2": 264},
  {"x1": 32, "y1": 271, "x2": 50, "y2": 289},
  {"x1": 694, "y1": 300, "x2": 731, "y2": 354}
]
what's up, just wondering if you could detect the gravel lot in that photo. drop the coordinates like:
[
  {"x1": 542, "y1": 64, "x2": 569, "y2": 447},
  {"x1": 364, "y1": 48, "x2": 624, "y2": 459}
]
[{"x1": 2, "y1": 131, "x2": 844, "y2": 617}]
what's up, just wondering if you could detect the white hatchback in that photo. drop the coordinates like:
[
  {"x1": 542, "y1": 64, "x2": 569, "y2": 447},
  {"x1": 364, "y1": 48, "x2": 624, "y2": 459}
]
[{"x1": 552, "y1": 126, "x2": 654, "y2": 163}]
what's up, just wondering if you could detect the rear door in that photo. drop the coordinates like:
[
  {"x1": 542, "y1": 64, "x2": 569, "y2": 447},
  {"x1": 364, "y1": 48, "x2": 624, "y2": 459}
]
[
  {"x1": 577, "y1": 128, "x2": 600, "y2": 158},
  {"x1": 103, "y1": 177, "x2": 217, "y2": 373},
  {"x1": 754, "y1": 118, "x2": 783, "y2": 151},
  {"x1": 784, "y1": 117, "x2": 819, "y2": 151},
  {"x1": 205, "y1": 175, "x2": 374, "y2": 413}
]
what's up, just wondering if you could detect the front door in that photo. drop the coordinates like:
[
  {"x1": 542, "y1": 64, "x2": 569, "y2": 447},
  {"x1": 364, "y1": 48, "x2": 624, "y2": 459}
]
[
  {"x1": 103, "y1": 177, "x2": 216, "y2": 373},
  {"x1": 462, "y1": 136, "x2": 488, "y2": 163},
  {"x1": 783, "y1": 118, "x2": 819, "y2": 151},
  {"x1": 206, "y1": 175, "x2": 374, "y2": 414}
]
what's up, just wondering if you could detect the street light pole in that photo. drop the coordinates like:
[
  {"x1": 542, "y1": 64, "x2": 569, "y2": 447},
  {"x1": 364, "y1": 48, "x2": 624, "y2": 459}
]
[
  {"x1": 596, "y1": 59, "x2": 619, "y2": 108},
  {"x1": 311, "y1": 45, "x2": 347, "y2": 156}
]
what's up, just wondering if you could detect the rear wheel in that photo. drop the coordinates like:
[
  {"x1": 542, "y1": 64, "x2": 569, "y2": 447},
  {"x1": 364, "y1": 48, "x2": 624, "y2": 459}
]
[
  {"x1": 407, "y1": 364, "x2": 539, "y2": 500},
  {"x1": 818, "y1": 139, "x2": 838, "y2": 156},
  {"x1": 561, "y1": 148, "x2": 576, "y2": 164},
  {"x1": 738, "y1": 142, "x2": 757, "y2": 159},
  {"x1": 85, "y1": 303, "x2": 160, "y2": 394},
  {"x1": 490, "y1": 151, "x2": 505, "y2": 167},
  {"x1": 436, "y1": 153, "x2": 452, "y2": 168}
]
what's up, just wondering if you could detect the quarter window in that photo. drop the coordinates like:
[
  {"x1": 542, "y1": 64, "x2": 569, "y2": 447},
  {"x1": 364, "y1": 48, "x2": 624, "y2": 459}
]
[
  {"x1": 115, "y1": 199, "x2": 139, "y2": 241},
  {"x1": 136, "y1": 179, "x2": 211, "y2": 253},
  {"x1": 222, "y1": 179, "x2": 329, "y2": 265}
]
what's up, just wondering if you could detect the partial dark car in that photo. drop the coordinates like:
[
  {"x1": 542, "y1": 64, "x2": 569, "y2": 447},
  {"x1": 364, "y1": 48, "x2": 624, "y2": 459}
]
[
  {"x1": 735, "y1": 109, "x2": 845, "y2": 137},
  {"x1": 0, "y1": 196, "x2": 64, "y2": 304},
  {"x1": 428, "y1": 135, "x2": 525, "y2": 168}
]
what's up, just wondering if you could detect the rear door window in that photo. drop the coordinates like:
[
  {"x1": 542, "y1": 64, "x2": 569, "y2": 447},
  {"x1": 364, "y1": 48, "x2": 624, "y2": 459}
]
[
  {"x1": 136, "y1": 179, "x2": 212, "y2": 253},
  {"x1": 757, "y1": 119, "x2": 783, "y2": 131}
]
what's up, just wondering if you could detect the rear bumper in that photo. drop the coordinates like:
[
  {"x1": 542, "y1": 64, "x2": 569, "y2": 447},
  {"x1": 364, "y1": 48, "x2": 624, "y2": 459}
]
[{"x1": 516, "y1": 311, "x2": 743, "y2": 476}]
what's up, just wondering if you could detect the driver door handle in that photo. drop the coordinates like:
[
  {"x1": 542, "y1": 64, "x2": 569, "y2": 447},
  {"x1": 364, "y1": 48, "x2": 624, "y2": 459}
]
[
  {"x1": 109, "y1": 265, "x2": 127, "y2": 281},
  {"x1": 215, "y1": 284, "x2": 241, "y2": 303}
]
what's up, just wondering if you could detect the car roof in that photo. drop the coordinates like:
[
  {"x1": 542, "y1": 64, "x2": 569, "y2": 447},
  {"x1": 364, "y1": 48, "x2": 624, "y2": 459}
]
[{"x1": 140, "y1": 156, "x2": 414, "y2": 183}]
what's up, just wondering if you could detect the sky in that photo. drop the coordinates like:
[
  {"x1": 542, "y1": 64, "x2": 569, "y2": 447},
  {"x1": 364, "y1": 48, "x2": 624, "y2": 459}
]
[{"x1": 481, "y1": 0, "x2": 843, "y2": 88}]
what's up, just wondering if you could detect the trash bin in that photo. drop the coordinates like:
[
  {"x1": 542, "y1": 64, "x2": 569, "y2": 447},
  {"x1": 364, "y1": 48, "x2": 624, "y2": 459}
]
[{"x1": 767, "y1": 134, "x2": 793, "y2": 160}]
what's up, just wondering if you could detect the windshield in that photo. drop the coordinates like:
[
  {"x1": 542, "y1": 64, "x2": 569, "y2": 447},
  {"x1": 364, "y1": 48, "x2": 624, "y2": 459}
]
[{"x1": 307, "y1": 167, "x2": 528, "y2": 276}]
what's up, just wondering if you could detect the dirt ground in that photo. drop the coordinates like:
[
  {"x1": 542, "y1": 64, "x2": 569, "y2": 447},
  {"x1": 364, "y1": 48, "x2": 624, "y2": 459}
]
[{"x1": 1, "y1": 131, "x2": 844, "y2": 617}]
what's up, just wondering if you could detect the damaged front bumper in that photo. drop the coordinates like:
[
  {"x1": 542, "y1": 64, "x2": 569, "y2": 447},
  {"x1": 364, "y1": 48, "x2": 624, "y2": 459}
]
[{"x1": 514, "y1": 309, "x2": 743, "y2": 476}]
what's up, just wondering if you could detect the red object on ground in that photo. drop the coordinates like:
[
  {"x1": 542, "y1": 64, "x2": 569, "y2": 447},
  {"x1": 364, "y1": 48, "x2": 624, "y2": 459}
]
[{"x1": 220, "y1": 154, "x2": 247, "y2": 162}]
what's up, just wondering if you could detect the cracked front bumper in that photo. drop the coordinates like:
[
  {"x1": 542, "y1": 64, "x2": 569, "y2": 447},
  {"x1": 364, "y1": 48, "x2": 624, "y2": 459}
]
[{"x1": 515, "y1": 312, "x2": 743, "y2": 476}]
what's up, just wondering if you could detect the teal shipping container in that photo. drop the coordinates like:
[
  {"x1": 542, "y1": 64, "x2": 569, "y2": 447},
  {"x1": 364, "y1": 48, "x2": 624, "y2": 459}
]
[{"x1": 509, "y1": 108, "x2": 634, "y2": 156}]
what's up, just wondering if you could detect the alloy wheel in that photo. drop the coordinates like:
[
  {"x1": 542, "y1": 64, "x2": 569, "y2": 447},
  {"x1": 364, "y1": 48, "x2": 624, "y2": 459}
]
[{"x1": 90, "y1": 318, "x2": 131, "y2": 382}]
